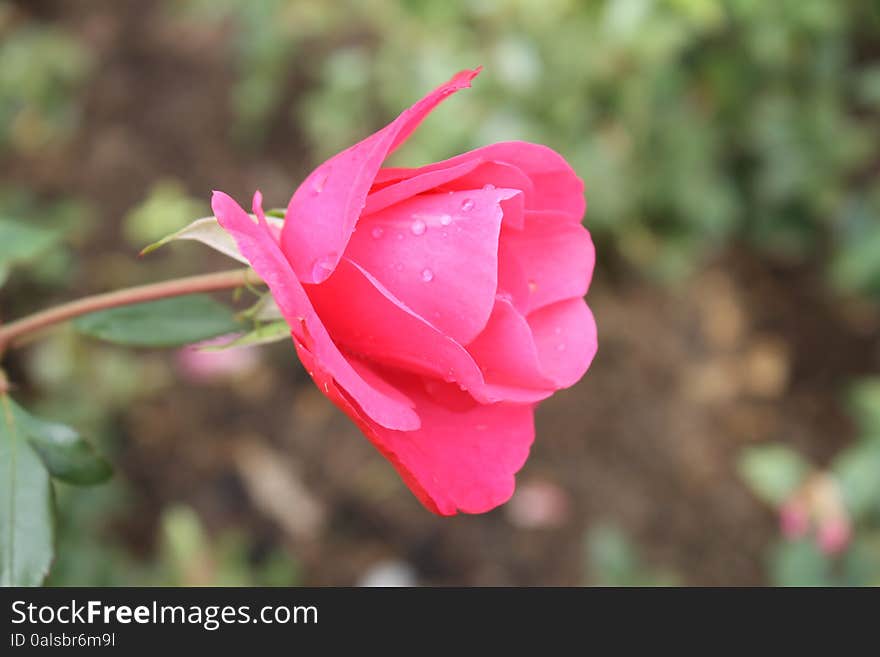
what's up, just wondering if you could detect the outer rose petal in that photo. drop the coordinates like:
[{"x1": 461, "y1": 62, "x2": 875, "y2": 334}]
[
  {"x1": 348, "y1": 187, "x2": 519, "y2": 345},
  {"x1": 211, "y1": 191, "x2": 419, "y2": 431},
  {"x1": 500, "y1": 211, "x2": 596, "y2": 314},
  {"x1": 466, "y1": 297, "x2": 556, "y2": 393},
  {"x1": 496, "y1": 239, "x2": 531, "y2": 314},
  {"x1": 282, "y1": 68, "x2": 481, "y2": 284},
  {"x1": 527, "y1": 297, "x2": 598, "y2": 389},
  {"x1": 372, "y1": 141, "x2": 585, "y2": 222},
  {"x1": 294, "y1": 340, "x2": 535, "y2": 516}
]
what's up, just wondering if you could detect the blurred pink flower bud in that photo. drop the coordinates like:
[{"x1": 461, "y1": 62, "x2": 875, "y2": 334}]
[
  {"x1": 506, "y1": 479, "x2": 570, "y2": 529},
  {"x1": 779, "y1": 500, "x2": 810, "y2": 539},
  {"x1": 817, "y1": 517, "x2": 852, "y2": 556},
  {"x1": 176, "y1": 335, "x2": 260, "y2": 383}
]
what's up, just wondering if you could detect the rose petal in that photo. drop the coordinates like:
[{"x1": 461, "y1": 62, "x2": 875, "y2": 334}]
[
  {"x1": 496, "y1": 239, "x2": 531, "y2": 314},
  {"x1": 307, "y1": 258, "x2": 549, "y2": 404},
  {"x1": 306, "y1": 257, "x2": 486, "y2": 388},
  {"x1": 294, "y1": 342, "x2": 536, "y2": 515},
  {"x1": 372, "y1": 141, "x2": 584, "y2": 221},
  {"x1": 527, "y1": 297, "x2": 598, "y2": 389},
  {"x1": 282, "y1": 68, "x2": 481, "y2": 284},
  {"x1": 363, "y1": 158, "x2": 482, "y2": 216},
  {"x1": 466, "y1": 297, "x2": 556, "y2": 393},
  {"x1": 370, "y1": 160, "x2": 532, "y2": 229},
  {"x1": 501, "y1": 211, "x2": 596, "y2": 314},
  {"x1": 347, "y1": 187, "x2": 519, "y2": 345},
  {"x1": 375, "y1": 377, "x2": 535, "y2": 515},
  {"x1": 212, "y1": 190, "x2": 419, "y2": 431}
]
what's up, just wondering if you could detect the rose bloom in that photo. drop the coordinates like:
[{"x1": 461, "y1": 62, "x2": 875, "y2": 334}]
[{"x1": 213, "y1": 68, "x2": 596, "y2": 515}]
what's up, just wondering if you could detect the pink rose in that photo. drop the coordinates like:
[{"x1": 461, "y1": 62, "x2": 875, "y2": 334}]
[{"x1": 212, "y1": 68, "x2": 597, "y2": 515}]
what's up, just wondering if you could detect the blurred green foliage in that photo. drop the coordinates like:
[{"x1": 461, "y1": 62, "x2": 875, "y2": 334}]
[
  {"x1": 123, "y1": 181, "x2": 209, "y2": 249},
  {"x1": 585, "y1": 523, "x2": 678, "y2": 586},
  {"x1": 47, "y1": 487, "x2": 300, "y2": 586},
  {"x1": 739, "y1": 378, "x2": 880, "y2": 586},
  {"x1": 0, "y1": 188, "x2": 92, "y2": 290},
  {"x1": 0, "y1": 8, "x2": 92, "y2": 154}
]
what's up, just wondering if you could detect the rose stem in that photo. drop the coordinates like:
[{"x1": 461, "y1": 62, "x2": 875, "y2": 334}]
[{"x1": 0, "y1": 267, "x2": 264, "y2": 355}]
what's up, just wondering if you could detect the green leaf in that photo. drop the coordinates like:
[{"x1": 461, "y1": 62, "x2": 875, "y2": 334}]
[
  {"x1": 738, "y1": 444, "x2": 810, "y2": 506},
  {"x1": 73, "y1": 294, "x2": 243, "y2": 348},
  {"x1": 19, "y1": 409, "x2": 112, "y2": 486},
  {"x1": 0, "y1": 218, "x2": 60, "y2": 283},
  {"x1": 140, "y1": 214, "x2": 283, "y2": 264},
  {"x1": 585, "y1": 524, "x2": 678, "y2": 586},
  {"x1": 586, "y1": 524, "x2": 638, "y2": 586},
  {"x1": 769, "y1": 539, "x2": 833, "y2": 587},
  {"x1": 833, "y1": 441, "x2": 880, "y2": 519},
  {"x1": 0, "y1": 394, "x2": 55, "y2": 586},
  {"x1": 201, "y1": 320, "x2": 290, "y2": 350}
]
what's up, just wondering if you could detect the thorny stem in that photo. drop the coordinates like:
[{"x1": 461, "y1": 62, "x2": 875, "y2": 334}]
[{"x1": 0, "y1": 268, "x2": 264, "y2": 356}]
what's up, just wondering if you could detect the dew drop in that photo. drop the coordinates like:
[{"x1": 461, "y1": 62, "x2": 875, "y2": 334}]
[
  {"x1": 482, "y1": 183, "x2": 495, "y2": 191},
  {"x1": 420, "y1": 268, "x2": 434, "y2": 282},
  {"x1": 371, "y1": 226, "x2": 384, "y2": 239},
  {"x1": 461, "y1": 198, "x2": 475, "y2": 212},
  {"x1": 528, "y1": 279, "x2": 538, "y2": 293},
  {"x1": 311, "y1": 170, "x2": 329, "y2": 195},
  {"x1": 311, "y1": 255, "x2": 336, "y2": 281},
  {"x1": 410, "y1": 219, "x2": 427, "y2": 236},
  {"x1": 439, "y1": 213, "x2": 452, "y2": 226}
]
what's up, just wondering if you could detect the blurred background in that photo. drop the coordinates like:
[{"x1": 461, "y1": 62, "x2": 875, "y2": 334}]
[{"x1": 2, "y1": 0, "x2": 880, "y2": 586}]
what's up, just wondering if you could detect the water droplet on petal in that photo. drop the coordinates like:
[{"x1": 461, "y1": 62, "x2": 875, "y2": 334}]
[
  {"x1": 461, "y1": 198, "x2": 475, "y2": 212},
  {"x1": 311, "y1": 255, "x2": 336, "y2": 281},
  {"x1": 439, "y1": 214, "x2": 452, "y2": 226},
  {"x1": 482, "y1": 183, "x2": 495, "y2": 191},
  {"x1": 371, "y1": 226, "x2": 384, "y2": 239},
  {"x1": 311, "y1": 170, "x2": 329, "y2": 195},
  {"x1": 420, "y1": 268, "x2": 434, "y2": 282},
  {"x1": 528, "y1": 279, "x2": 538, "y2": 293},
  {"x1": 556, "y1": 343, "x2": 567, "y2": 352},
  {"x1": 410, "y1": 219, "x2": 426, "y2": 236}
]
